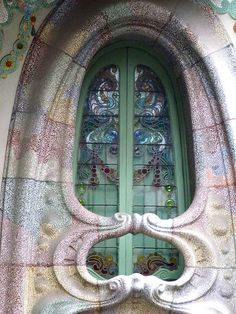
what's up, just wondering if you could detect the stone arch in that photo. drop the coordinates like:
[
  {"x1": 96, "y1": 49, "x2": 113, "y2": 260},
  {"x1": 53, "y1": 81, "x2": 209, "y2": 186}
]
[{"x1": 1, "y1": 1, "x2": 236, "y2": 313}]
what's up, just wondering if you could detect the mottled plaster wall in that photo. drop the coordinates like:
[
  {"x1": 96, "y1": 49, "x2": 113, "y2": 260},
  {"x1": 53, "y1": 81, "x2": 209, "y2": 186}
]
[
  {"x1": 1, "y1": 1, "x2": 236, "y2": 313},
  {"x1": 0, "y1": 8, "x2": 51, "y2": 189}
]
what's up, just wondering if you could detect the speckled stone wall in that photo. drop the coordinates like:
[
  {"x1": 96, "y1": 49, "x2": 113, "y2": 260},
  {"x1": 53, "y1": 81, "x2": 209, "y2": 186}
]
[{"x1": 1, "y1": 1, "x2": 236, "y2": 313}]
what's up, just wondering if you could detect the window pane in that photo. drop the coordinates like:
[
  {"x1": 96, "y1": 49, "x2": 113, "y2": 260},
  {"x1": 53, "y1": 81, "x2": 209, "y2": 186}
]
[
  {"x1": 87, "y1": 239, "x2": 119, "y2": 280},
  {"x1": 133, "y1": 234, "x2": 184, "y2": 280},
  {"x1": 76, "y1": 65, "x2": 120, "y2": 214},
  {"x1": 133, "y1": 65, "x2": 182, "y2": 280},
  {"x1": 133, "y1": 65, "x2": 177, "y2": 217}
]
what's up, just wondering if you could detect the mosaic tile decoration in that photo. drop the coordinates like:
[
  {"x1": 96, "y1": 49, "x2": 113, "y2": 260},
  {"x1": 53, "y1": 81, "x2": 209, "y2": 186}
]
[
  {"x1": 0, "y1": 0, "x2": 234, "y2": 78},
  {"x1": 205, "y1": 0, "x2": 236, "y2": 19},
  {"x1": 1, "y1": 0, "x2": 236, "y2": 313},
  {"x1": 0, "y1": 0, "x2": 58, "y2": 78}
]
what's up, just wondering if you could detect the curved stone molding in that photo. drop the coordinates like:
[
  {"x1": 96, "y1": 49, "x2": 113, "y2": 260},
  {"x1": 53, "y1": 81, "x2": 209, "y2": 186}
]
[
  {"x1": 52, "y1": 213, "x2": 217, "y2": 311},
  {"x1": 34, "y1": 297, "x2": 233, "y2": 314}
]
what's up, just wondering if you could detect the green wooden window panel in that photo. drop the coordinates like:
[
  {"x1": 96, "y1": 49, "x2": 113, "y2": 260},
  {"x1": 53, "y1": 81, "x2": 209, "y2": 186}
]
[{"x1": 74, "y1": 46, "x2": 189, "y2": 281}]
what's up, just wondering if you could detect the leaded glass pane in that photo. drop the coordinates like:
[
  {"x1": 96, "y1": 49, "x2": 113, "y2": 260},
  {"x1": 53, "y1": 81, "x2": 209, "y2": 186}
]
[
  {"x1": 76, "y1": 65, "x2": 120, "y2": 212},
  {"x1": 77, "y1": 65, "x2": 120, "y2": 280},
  {"x1": 133, "y1": 65, "x2": 180, "y2": 278},
  {"x1": 87, "y1": 239, "x2": 119, "y2": 280},
  {"x1": 133, "y1": 65, "x2": 177, "y2": 217},
  {"x1": 133, "y1": 235, "x2": 183, "y2": 280}
]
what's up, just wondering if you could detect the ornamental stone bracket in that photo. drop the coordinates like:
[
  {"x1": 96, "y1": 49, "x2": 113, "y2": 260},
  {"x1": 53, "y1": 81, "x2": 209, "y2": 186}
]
[{"x1": 32, "y1": 211, "x2": 219, "y2": 313}]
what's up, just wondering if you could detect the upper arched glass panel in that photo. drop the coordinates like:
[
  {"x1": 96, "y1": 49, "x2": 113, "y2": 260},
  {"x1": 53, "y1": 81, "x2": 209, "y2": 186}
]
[{"x1": 76, "y1": 62, "x2": 179, "y2": 218}]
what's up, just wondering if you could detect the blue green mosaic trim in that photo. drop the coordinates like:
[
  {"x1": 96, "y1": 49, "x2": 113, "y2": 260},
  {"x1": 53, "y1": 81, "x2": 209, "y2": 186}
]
[
  {"x1": 0, "y1": 0, "x2": 59, "y2": 78},
  {"x1": 205, "y1": 0, "x2": 236, "y2": 19},
  {"x1": 1, "y1": 0, "x2": 58, "y2": 26},
  {"x1": 0, "y1": 15, "x2": 31, "y2": 78}
]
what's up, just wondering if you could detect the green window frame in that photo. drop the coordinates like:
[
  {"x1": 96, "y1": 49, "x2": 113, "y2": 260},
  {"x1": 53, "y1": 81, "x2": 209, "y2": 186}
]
[{"x1": 74, "y1": 44, "x2": 190, "y2": 281}]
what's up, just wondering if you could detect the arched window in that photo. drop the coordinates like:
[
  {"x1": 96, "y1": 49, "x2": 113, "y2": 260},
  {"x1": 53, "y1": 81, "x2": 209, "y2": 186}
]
[{"x1": 74, "y1": 46, "x2": 189, "y2": 281}]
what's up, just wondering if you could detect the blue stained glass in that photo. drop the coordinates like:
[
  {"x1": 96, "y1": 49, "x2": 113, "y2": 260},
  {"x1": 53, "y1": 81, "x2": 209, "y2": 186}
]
[
  {"x1": 134, "y1": 129, "x2": 150, "y2": 144},
  {"x1": 134, "y1": 129, "x2": 164, "y2": 145},
  {"x1": 88, "y1": 91, "x2": 119, "y2": 117},
  {"x1": 81, "y1": 65, "x2": 120, "y2": 148},
  {"x1": 109, "y1": 145, "x2": 118, "y2": 155},
  {"x1": 104, "y1": 128, "x2": 118, "y2": 143}
]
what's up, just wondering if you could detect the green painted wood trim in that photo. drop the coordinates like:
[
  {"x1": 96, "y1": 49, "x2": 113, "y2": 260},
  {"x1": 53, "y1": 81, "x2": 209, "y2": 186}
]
[
  {"x1": 126, "y1": 47, "x2": 186, "y2": 278},
  {"x1": 125, "y1": 48, "x2": 135, "y2": 275},
  {"x1": 118, "y1": 48, "x2": 130, "y2": 275}
]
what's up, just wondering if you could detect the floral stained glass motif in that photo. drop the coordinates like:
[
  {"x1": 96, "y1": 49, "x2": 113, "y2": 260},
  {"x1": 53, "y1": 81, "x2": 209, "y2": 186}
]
[
  {"x1": 133, "y1": 65, "x2": 177, "y2": 217},
  {"x1": 77, "y1": 65, "x2": 120, "y2": 215},
  {"x1": 77, "y1": 64, "x2": 177, "y2": 213}
]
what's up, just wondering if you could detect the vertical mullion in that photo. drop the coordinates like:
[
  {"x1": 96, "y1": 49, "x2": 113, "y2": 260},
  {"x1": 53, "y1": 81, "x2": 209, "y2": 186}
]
[
  {"x1": 118, "y1": 49, "x2": 128, "y2": 275},
  {"x1": 125, "y1": 48, "x2": 134, "y2": 275}
]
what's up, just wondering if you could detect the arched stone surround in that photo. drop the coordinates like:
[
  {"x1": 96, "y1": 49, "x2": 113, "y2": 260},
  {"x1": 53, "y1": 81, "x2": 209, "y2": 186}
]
[{"x1": 1, "y1": 0, "x2": 236, "y2": 313}]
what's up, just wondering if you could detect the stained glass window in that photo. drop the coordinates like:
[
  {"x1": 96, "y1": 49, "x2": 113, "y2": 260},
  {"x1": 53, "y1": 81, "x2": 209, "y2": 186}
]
[
  {"x1": 133, "y1": 65, "x2": 177, "y2": 217},
  {"x1": 77, "y1": 65, "x2": 119, "y2": 217},
  {"x1": 76, "y1": 48, "x2": 187, "y2": 281},
  {"x1": 133, "y1": 235, "x2": 179, "y2": 279},
  {"x1": 87, "y1": 239, "x2": 119, "y2": 279},
  {"x1": 132, "y1": 65, "x2": 181, "y2": 278}
]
